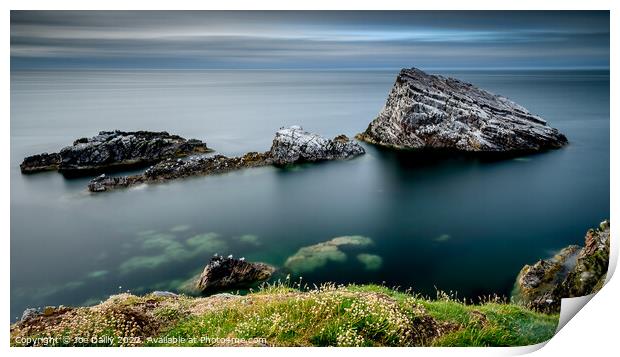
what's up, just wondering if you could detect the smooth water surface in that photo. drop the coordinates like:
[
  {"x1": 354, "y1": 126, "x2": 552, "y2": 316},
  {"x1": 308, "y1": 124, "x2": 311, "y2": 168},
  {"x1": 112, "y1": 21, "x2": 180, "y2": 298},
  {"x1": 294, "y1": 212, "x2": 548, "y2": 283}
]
[{"x1": 10, "y1": 69, "x2": 609, "y2": 320}]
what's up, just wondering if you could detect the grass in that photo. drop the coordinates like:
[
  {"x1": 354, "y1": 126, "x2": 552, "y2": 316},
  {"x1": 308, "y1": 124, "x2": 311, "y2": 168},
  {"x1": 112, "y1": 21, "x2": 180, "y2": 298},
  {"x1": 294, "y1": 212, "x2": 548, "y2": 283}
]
[{"x1": 10, "y1": 282, "x2": 559, "y2": 347}]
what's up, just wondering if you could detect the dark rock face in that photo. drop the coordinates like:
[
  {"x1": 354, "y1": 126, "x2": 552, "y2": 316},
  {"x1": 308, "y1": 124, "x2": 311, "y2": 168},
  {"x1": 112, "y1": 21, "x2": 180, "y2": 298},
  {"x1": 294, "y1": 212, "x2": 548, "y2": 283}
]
[
  {"x1": 20, "y1": 130, "x2": 210, "y2": 174},
  {"x1": 196, "y1": 256, "x2": 275, "y2": 294},
  {"x1": 88, "y1": 152, "x2": 271, "y2": 192},
  {"x1": 88, "y1": 126, "x2": 364, "y2": 192},
  {"x1": 514, "y1": 220, "x2": 610, "y2": 313},
  {"x1": 19, "y1": 153, "x2": 61, "y2": 173},
  {"x1": 143, "y1": 152, "x2": 270, "y2": 181},
  {"x1": 270, "y1": 126, "x2": 365, "y2": 165},
  {"x1": 357, "y1": 68, "x2": 568, "y2": 152}
]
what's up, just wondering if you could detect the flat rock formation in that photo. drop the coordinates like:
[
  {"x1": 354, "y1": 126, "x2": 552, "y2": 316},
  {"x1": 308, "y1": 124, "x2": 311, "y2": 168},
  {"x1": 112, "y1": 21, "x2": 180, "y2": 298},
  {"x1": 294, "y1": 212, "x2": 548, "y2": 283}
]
[
  {"x1": 357, "y1": 68, "x2": 568, "y2": 152},
  {"x1": 196, "y1": 256, "x2": 275, "y2": 294},
  {"x1": 20, "y1": 130, "x2": 210, "y2": 174},
  {"x1": 88, "y1": 126, "x2": 364, "y2": 192},
  {"x1": 513, "y1": 220, "x2": 610, "y2": 313}
]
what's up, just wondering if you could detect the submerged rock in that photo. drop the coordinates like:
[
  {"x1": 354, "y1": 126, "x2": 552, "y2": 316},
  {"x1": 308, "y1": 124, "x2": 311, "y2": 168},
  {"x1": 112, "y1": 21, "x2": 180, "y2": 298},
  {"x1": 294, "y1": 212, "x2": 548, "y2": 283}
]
[
  {"x1": 356, "y1": 253, "x2": 383, "y2": 271},
  {"x1": 357, "y1": 68, "x2": 568, "y2": 152},
  {"x1": 20, "y1": 130, "x2": 210, "y2": 175},
  {"x1": 88, "y1": 126, "x2": 364, "y2": 192},
  {"x1": 196, "y1": 256, "x2": 275, "y2": 294},
  {"x1": 270, "y1": 126, "x2": 365, "y2": 165},
  {"x1": 513, "y1": 220, "x2": 610, "y2": 312},
  {"x1": 284, "y1": 235, "x2": 373, "y2": 273}
]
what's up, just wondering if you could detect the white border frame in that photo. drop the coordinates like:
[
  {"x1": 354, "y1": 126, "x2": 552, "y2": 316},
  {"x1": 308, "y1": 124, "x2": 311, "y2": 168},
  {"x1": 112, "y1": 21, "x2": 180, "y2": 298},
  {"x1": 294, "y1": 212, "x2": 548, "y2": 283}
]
[{"x1": 3, "y1": 1, "x2": 616, "y2": 356}]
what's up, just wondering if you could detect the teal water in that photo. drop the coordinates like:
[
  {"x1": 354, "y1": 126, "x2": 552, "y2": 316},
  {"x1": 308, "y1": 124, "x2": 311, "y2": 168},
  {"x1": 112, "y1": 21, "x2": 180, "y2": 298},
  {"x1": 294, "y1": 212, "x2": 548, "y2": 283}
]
[{"x1": 10, "y1": 69, "x2": 609, "y2": 321}]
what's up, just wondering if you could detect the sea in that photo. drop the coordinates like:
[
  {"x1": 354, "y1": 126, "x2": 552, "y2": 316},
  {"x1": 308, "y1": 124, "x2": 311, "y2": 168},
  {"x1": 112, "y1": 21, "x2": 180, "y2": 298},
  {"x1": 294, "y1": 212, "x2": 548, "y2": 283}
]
[{"x1": 10, "y1": 69, "x2": 609, "y2": 321}]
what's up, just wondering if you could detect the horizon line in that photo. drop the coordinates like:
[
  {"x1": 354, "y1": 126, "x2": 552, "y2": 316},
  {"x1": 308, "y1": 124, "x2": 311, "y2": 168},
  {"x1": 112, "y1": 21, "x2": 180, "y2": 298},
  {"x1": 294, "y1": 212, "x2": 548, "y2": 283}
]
[{"x1": 10, "y1": 66, "x2": 611, "y2": 72}]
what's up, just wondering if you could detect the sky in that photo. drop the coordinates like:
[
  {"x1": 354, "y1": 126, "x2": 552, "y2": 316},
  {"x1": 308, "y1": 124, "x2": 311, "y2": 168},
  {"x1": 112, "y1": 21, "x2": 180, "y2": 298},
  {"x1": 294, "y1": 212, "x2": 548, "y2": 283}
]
[{"x1": 10, "y1": 11, "x2": 610, "y2": 70}]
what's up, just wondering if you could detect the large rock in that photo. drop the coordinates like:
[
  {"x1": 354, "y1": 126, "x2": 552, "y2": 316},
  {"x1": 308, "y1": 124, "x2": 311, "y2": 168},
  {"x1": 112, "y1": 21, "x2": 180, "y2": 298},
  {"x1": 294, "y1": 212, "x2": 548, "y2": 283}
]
[
  {"x1": 196, "y1": 256, "x2": 275, "y2": 294},
  {"x1": 270, "y1": 126, "x2": 365, "y2": 165},
  {"x1": 357, "y1": 68, "x2": 568, "y2": 152},
  {"x1": 88, "y1": 126, "x2": 364, "y2": 192},
  {"x1": 513, "y1": 220, "x2": 610, "y2": 312},
  {"x1": 20, "y1": 130, "x2": 210, "y2": 174}
]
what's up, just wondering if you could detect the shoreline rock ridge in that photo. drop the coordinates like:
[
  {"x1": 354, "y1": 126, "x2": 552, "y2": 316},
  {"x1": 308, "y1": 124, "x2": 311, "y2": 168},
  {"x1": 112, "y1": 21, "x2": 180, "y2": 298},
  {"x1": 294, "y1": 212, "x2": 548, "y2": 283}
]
[
  {"x1": 513, "y1": 219, "x2": 610, "y2": 312},
  {"x1": 88, "y1": 126, "x2": 364, "y2": 192}
]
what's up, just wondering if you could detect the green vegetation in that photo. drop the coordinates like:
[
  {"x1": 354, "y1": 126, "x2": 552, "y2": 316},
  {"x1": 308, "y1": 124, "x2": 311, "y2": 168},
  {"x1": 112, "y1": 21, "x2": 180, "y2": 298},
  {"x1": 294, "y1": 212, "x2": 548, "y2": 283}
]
[{"x1": 10, "y1": 282, "x2": 558, "y2": 347}]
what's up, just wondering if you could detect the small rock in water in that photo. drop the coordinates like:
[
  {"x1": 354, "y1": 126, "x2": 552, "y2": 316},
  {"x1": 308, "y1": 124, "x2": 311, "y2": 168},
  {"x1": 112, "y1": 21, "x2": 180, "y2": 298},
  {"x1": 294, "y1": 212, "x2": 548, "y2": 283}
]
[
  {"x1": 270, "y1": 126, "x2": 365, "y2": 165},
  {"x1": 196, "y1": 256, "x2": 275, "y2": 294}
]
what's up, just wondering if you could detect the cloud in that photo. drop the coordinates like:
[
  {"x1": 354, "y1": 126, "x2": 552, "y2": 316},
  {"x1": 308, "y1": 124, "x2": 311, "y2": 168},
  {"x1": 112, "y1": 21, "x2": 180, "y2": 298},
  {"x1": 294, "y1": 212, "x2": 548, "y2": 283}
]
[{"x1": 10, "y1": 11, "x2": 609, "y2": 69}]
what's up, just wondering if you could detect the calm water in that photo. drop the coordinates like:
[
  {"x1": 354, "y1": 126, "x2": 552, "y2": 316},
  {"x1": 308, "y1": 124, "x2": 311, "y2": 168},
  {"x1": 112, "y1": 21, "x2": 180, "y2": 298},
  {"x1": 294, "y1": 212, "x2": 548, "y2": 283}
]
[{"x1": 10, "y1": 69, "x2": 609, "y2": 321}]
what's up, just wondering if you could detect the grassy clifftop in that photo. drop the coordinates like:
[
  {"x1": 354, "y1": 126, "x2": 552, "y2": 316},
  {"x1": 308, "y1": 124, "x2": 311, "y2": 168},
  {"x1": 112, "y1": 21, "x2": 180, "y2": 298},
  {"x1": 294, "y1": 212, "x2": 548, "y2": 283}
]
[{"x1": 11, "y1": 283, "x2": 558, "y2": 347}]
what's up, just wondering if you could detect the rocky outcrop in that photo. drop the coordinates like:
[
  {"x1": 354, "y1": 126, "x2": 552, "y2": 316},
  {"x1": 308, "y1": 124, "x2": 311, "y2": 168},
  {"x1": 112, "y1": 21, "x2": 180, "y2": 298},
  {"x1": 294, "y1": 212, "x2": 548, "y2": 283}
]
[
  {"x1": 513, "y1": 220, "x2": 610, "y2": 313},
  {"x1": 196, "y1": 256, "x2": 275, "y2": 294},
  {"x1": 88, "y1": 126, "x2": 364, "y2": 192},
  {"x1": 357, "y1": 68, "x2": 568, "y2": 152},
  {"x1": 88, "y1": 152, "x2": 270, "y2": 192},
  {"x1": 20, "y1": 130, "x2": 210, "y2": 175},
  {"x1": 270, "y1": 125, "x2": 365, "y2": 165},
  {"x1": 19, "y1": 152, "x2": 62, "y2": 173}
]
